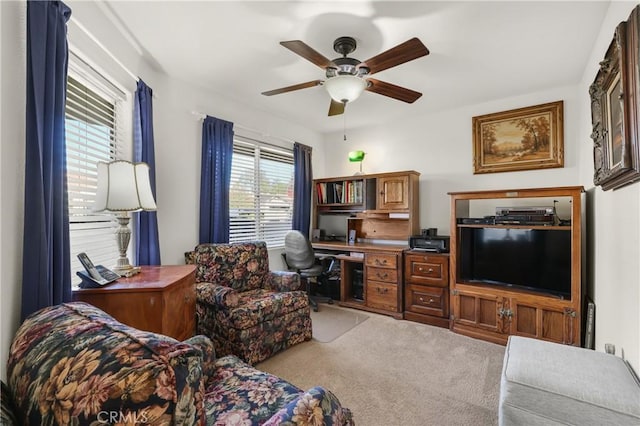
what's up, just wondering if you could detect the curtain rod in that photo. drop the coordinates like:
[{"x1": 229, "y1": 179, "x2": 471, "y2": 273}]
[
  {"x1": 190, "y1": 110, "x2": 296, "y2": 147},
  {"x1": 69, "y1": 18, "x2": 139, "y2": 83},
  {"x1": 68, "y1": 48, "x2": 128, "y2": 99}
]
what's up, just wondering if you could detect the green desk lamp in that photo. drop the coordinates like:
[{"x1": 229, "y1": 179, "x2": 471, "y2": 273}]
[{"x1": 348, "y1": 150, "x2": 366, "y2": 175}]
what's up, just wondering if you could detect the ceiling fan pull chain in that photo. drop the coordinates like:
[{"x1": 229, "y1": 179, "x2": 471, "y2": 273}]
[{"x1": 343, "y1": 107, "x2": 347, "y2": 141}]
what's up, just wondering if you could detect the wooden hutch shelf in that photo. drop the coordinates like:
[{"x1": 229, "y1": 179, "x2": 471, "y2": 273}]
[{"x1": 312, "y1": 170, "x2": 420, "y2": 318}]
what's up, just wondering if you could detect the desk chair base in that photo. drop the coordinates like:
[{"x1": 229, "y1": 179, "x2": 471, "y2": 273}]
[
  {"x1": 309, "y1": 294, "x2": 333, "y2": 312},
  {"x1": 305, "y1": 278, "x2": 334, "y2": 312}
]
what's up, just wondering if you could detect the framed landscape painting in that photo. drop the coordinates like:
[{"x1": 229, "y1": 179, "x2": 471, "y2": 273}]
[{"x1": 472, "y1": 101, "x2": 564, "y2": 174}]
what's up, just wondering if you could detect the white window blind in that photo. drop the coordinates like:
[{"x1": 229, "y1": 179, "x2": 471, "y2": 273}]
[
  {"x1": 229, "y1": 138, "x2": 294, "y2": 247},
  {"x1": 65, "y1": 70, "x2": 122, "y2": 282}
]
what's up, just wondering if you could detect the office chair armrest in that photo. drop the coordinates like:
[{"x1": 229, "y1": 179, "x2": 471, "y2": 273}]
[
  {"x1": 196, "y1": 282, "x2": 240, "y2": 308},
  {"x1": 265, "y1": 271, "x2": 302, "y2": 292},
  {"x1": 264, "y1": 386, "x2": 354, "y2": 426}
]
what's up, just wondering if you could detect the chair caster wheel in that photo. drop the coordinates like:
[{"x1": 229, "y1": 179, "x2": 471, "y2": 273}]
[
  {"x1": 328, "y1": 299, "x2": 334, "y2": 305},
  {"x1": 313, "y1": 307, "x2": 319, "y2": 312}
]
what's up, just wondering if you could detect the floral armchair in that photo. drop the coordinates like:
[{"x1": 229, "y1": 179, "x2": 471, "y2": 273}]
[
  {"x1": 3, "y1": 302, "x2": 353, "y2": 425},
  {"x1": 185, "y1": 242, "x2": 312, "y2": 365}
]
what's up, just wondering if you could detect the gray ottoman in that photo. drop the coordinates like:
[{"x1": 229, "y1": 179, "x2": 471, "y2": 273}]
[{"x1": 499, "y1": 336, "x2": 640, "y2": 425}]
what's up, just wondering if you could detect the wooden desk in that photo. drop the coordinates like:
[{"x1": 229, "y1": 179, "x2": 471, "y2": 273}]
[
  {"x1": 73, "y1": 265, "x2": 196, "y2": 341},
  {"x1": 312, "y1": 241, "x2": 408, "y2": 319}
]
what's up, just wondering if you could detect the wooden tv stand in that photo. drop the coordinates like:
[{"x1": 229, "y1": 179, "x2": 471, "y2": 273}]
[{"x1": 448, "y1": 186, "x2": 585, "y2": 346}]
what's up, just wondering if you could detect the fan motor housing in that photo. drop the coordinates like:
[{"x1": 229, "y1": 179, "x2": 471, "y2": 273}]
[
  {"x1": 325, "y1": 36, "x2": 371, "y2": 78},
  {"x1": 326, "y1": 57, "x2": 364, "y2": 78}
]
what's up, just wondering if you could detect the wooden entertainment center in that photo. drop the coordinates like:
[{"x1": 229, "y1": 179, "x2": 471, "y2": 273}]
[{"x1": 448, "y1": 186, "x2": 585, "y2": 346}]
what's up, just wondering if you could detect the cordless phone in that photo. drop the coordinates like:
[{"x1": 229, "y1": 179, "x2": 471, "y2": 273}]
[{"x1": 76, "y1": 252, "x2": 120, "y2": 288}]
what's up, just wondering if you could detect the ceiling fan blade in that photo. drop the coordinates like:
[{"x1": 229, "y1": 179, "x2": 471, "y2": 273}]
[
  {"x1": 261, "y1": 80, "x2": 323, "y2": 96},
  {"x1": 366, "y1": 78, "x2": 422, "y2": 103},
  {"x1": 280, "y1": 40, "x2": 334, "y2": 69},
  {"x1": 361, "y1": 38, "x2": 429, "y2": 75},
  {"x1": 328, "y1": 100, "x2": 345, "y2": 116}
]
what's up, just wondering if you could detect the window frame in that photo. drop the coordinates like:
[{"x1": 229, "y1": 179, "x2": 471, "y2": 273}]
[
  {"x1": 229, "y1": 136, "x2": 294, "y2": 248},
  {"x1": 65, "y1": 50, "x2": 132, "y2": 285}
]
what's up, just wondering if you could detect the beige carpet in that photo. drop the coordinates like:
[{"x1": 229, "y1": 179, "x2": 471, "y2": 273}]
[
  {"x1": 258, "y1": 306, "x2": 505, "y2": 426},
  {"x1": 311, "y1": 303, "x2": 369, "y2": 342}
]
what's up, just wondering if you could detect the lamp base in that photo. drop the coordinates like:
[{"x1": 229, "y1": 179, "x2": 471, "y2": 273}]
[
  {"x1": 113, "y1": 213, "x2": 141, "y2": 278},
  {"x1": 113, "y1": 265, "x2": 141, "y2": 278}
]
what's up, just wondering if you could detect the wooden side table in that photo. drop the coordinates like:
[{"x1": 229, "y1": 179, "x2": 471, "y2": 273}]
[{"x1": 72, "y1": 265, "x2": 196, "y2": 341}]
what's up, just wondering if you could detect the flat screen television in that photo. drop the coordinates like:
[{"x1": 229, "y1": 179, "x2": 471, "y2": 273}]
[{"x1": 458, "y1": 227, "x2": 571, "y2": 299}]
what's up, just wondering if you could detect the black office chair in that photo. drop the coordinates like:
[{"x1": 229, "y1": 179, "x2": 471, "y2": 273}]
[{"x1": 283, "y1": 230, "x2": 334, "y2": 312}]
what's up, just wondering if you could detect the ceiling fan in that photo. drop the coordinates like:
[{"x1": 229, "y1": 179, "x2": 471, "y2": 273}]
[{"x1": 262, "y1": 36, "x2": 429, "y2": 116}]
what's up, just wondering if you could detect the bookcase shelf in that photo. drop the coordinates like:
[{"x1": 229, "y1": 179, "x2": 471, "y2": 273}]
[
  {"x1": 312, "y1": 171, "x2": 420, "y2": 241},
  {"x1": 315, "y1": 178, "x2": 366, "y2": 205}
]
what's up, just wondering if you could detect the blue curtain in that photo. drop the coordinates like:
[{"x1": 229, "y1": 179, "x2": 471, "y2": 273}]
[
  {"x1": 133, "y1": 79, "x2": 161, "y2": 265},
  {"x1": 22, "y1": 0, "x2": 72, "y2": 321},
  {"x1": 199, "y1": 116, "x2": 234, "y2": 243},
  {"x1": 292, "y1": 142, "x2": 313, "y2": 238}
]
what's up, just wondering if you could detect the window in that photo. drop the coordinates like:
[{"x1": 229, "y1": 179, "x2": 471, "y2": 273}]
[
  {"x1": 229, "y1": 137, "x2": 294, "y2": 247},
  {"x1": 65, "y1": 54, "x2": 127, "y2": 282}
]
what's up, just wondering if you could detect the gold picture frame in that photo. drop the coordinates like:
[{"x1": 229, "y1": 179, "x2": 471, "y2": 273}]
[
  {"x1": 472, "y1": 101, "x2": 564, "y2": 174},
  {"x1": 590, "y1": 6, "x2": 640, "y2": 191}
]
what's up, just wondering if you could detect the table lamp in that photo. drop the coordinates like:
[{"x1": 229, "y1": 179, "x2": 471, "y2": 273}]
[
  {"x1": 94, "y1": 160, "x2": 157, "y2": 277},
  {"x1": 348, "y1": 150, "x2": 366, "y2": 175}
]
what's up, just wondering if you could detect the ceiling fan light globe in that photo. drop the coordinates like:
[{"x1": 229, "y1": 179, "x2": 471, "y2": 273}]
[{"x1": 325, "y1": 75, "x2": 367, "y2": 103}]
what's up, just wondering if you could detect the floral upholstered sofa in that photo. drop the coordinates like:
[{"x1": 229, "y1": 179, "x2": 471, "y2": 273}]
[
  {"x1": 185, "y1": 242, "x2": 312, "y2": 365},
  {"x1": 3, "y1": 302, "x2": 353, "y2": 425}
]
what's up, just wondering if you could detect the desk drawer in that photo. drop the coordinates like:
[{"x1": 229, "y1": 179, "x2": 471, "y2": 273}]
[
  {"x1": 366, "y1": 281, "x2": 398, "y2": 311},
  {"x1": 404, "y1": 253, "x2": 448, "y2": 286},
  {"x1": 367, "y1": 266, "x2": 397, "y2": 283},
  {"x1": 405, "y1": 284, "x2": 448, "y2": 317},
  {"x1": 366, "y1": 253, "x2": 397, "y2": 269}
]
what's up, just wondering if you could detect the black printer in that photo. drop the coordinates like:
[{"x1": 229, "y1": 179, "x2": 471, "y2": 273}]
[{"x1": 408, "y1": 235, "x2": 450, "y2": 253}]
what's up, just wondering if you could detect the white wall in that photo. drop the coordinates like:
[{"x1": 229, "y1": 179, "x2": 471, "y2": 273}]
[
  {"x1": 0, "y1": 0, "x2": 26, "y2": 382},
  {"x1": 322, "y1": 84, "x2": 582, "y2": 235},
  {"x1": 577, "y1": 1, "x2": 640, "y2": 371}
]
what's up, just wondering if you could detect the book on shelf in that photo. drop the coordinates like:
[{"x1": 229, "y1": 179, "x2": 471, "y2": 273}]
[
  {"x1": 335, "y1": 183, "x2": 343, "y2": 203},
  {"x1": 316, "y1": 182, "x2": 326, "y2": 204},
  {"x1": 316, "y1": 179, "x2": 364, "y2": 205},
  {"x1": 354, "y1": 180, "x2": 363, "y2": 203}
]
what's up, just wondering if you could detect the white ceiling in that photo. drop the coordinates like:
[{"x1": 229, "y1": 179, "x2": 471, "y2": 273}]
[{"x1": 103, "y1": 1, "x2": 610, "y2": 134}]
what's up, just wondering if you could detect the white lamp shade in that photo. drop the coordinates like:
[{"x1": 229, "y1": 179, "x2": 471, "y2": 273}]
[
  {"x1": 94, "y1": 161, "x2": 157, "y2": 212},
  {"x1": 325, "y1": 75, "x2": 367, "y2": 103}
]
